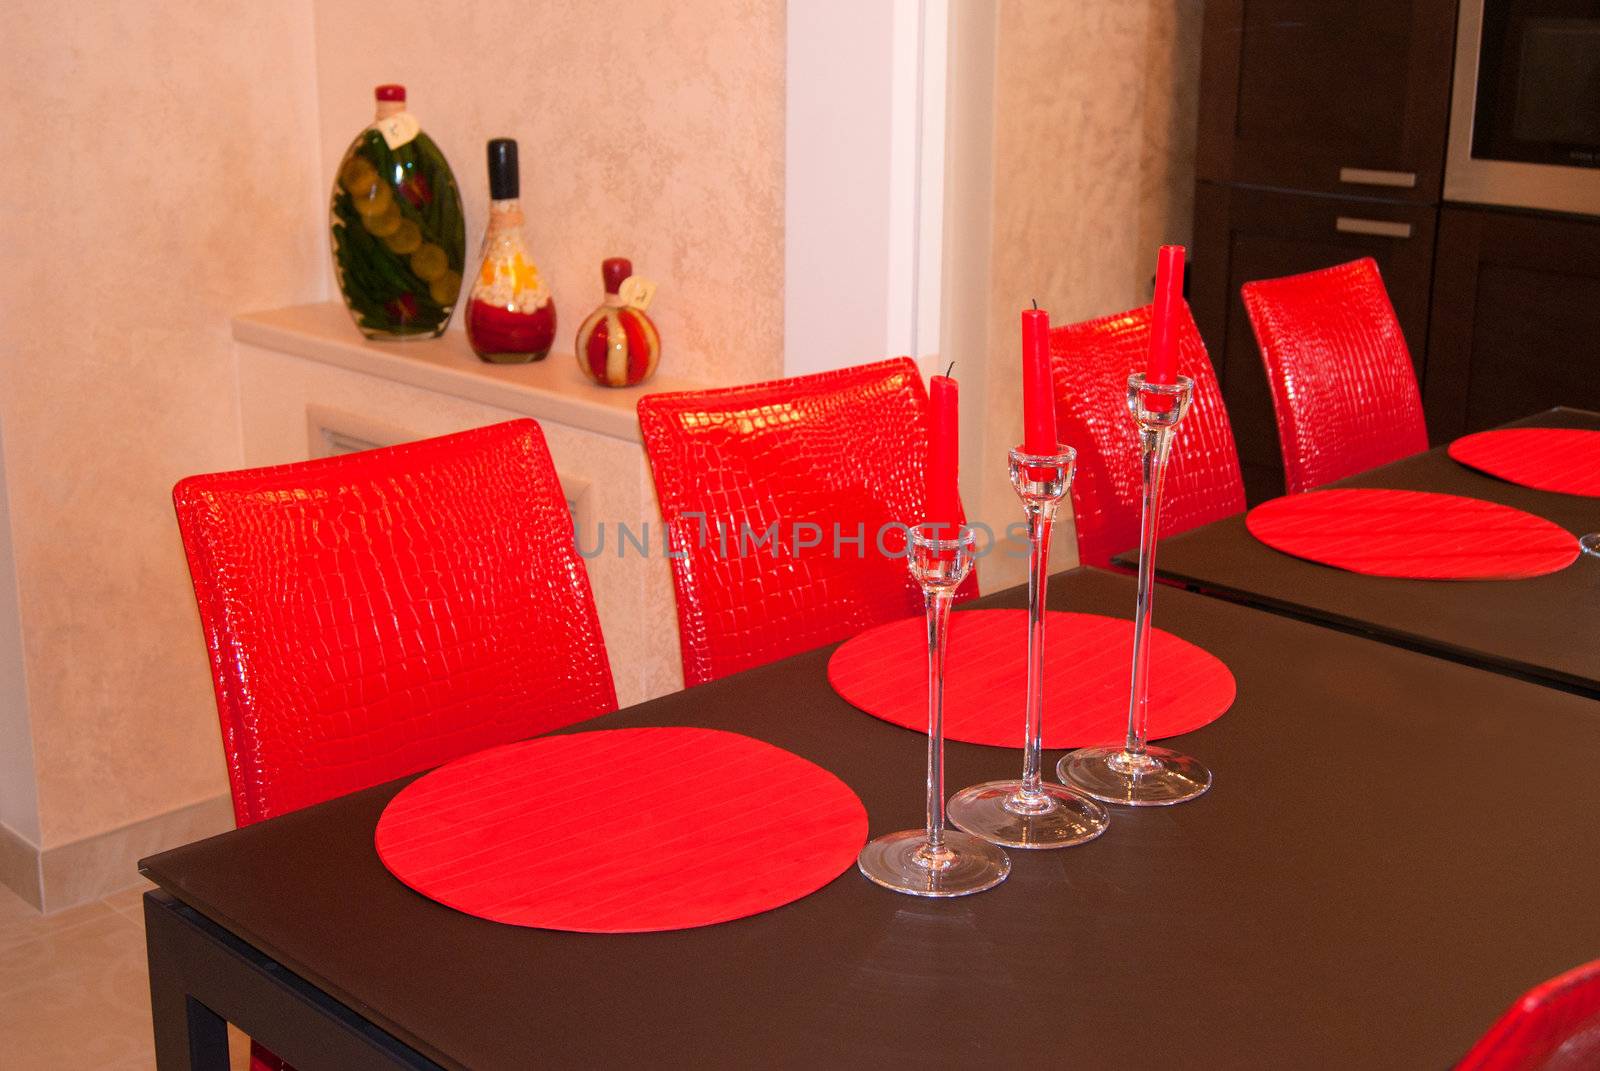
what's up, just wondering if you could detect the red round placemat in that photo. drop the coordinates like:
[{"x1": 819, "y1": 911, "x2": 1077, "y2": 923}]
[
  {"x1": 375, "y1": 727, "x2": 867, "y2": 933},
  {"x1": 1448, "y1": 428, "x2": 1600, "y2": 497},
  {"x1": 827, "y1": 609, "x2": 1235, "y2": 748},
  {"x1": 1246, "y1": 488, "x2": 1578, "y2": 579}
]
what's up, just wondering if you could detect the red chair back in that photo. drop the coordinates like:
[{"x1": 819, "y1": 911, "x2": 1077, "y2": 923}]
[
  {"x1": 639, "y1": 358, "x2": 977, "y2": 688},
  {"x1": 1457, "y1": 959, "x2": 1600, "y2": 1070},
  {"x1": 1050, "y1": 303, "x2": 1245, "y2": 568},
  {"x1": 173, "y1": 419, "x2": 616, "y2": 827},
  {"x1": 1242, "y1": 257, "x2": 1428, "y2": 494}
]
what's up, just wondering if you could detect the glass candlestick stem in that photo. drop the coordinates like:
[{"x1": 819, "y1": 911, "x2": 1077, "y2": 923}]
[
  {"x1": 858, "y1": 526, "x2": 1011, "y2": 896},
  {"x1": 1059, "y1": 375, "x2": 1212, "y2": 807},
  {"x1": 948, "y1": 446, "x2": 1110, "y2": 848}
]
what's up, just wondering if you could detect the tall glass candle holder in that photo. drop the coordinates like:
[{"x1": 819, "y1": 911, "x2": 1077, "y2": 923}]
[
  {"x1": 858, "y1": 525, "x2": 1011, "y2": 897},
  {"x1": 1059, "y1": 375, "x2": 1212, "y2": 806},
  {"x1": 948, "y1": 446, "x2": 1110, "y2": 848}
]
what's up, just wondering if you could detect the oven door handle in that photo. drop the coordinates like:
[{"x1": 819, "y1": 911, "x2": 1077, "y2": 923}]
[{"x1": 1335, "y1": 216, "x2": 1414, "y2": 240}]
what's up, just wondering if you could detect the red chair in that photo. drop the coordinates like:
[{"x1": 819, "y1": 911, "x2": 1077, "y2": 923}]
[
  {"x1": 639, "y1": 358, "x2": 978, "y2": 688},
  {"x1": 174, "y1": 419, "x2": 617, "y2": 826},
  {"x1": 1241, "y1": 257, "x2": 1428, "y2": 495},
  {"x1": 175, "y1": 420, "x2": 617, "y2": 1071},
  {"x1": 1050, "y1": 303, "x2": 1246, "y2": 568},
  {"x1": 1457, "y1": 959, "x2": 1600, "y2": 1070}
]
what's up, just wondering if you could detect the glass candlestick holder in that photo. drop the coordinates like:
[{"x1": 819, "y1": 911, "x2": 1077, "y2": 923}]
[
  {"x1": 947, "y1": 446, "x2": 1110, "y2": 848},
  {"x1": 858, "y1": 525, "x2": 1011, "y2": 897},
  {"x1": 1059, "y1": 375, "x2": 1212, "y2": 806}
]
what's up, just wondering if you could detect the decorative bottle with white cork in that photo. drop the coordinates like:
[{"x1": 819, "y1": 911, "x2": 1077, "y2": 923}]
[
  {"x1": 574, "y1": 258, "x2": 660, "y2": 388},
  {"x1": 329, "y1": 84, "x2": 465, "y2": 340}
]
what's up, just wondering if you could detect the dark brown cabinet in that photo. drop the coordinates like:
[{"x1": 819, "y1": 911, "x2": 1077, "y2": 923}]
[
  {"x1": 1193, "y1": 0, "x2": 1600, "y2": 502},
  {"x1": 1196, "y1": 0, "x2": 1458, "y2": 202},
  {"x1": 1193, "y1": 0, "x2": 1459, "y2": 501},
  {"x1": 1192, "y1": 184, "x2": 1439, "y2": 501},
  {"x1": 1425, "y1": 207, "x2": 1600, "y2": 441}
]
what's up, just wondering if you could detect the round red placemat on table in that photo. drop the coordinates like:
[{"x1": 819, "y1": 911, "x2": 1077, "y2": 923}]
[
  {"x1": 1448, "y1": 428, "x2": 1600, "y2": 497},
  {"x1": 827, "y1": 609, "x2": 1235, "y2": 749},
  {"x1": 1246, "y1": 488, "x2": 1578, "y2": 579},
  {"x1": 375, "y1": 727, "x2": 867, "y2": 933}
]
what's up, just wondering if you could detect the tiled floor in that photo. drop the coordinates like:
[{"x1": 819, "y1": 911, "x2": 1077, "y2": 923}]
[{"x1": 0, "y1": 880, "x2": 249, "y2": 1070}]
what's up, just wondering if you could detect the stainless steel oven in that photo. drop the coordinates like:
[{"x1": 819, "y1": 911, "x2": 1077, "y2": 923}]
[{"x1": 1446, "y1": 0, "x2": 1600, "y2": 216}]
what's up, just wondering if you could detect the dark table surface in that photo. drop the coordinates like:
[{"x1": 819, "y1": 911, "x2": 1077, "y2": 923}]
[
  {"x1": 142, "y1": 567, "x2": 1600, "y2": 1070},
  {"x1": 1117, "y1": 408, "x2": 1600, "y2": 696}
]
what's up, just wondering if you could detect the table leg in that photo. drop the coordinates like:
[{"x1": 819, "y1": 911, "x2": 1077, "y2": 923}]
[
  {"x1": 141, "y1": 889, "x2": 445, "y2": 1070},
  {"x1": 145, "y1": 894, "x2": 230, "y2": 1070}
]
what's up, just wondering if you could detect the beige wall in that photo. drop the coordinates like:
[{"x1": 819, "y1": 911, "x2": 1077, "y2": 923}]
[
  {"x1": 0, "y1": 2, "x2": 326, "y2": 854},
  {"x1": 312, "y1": 0, "x2": 787, "y2": 387},
  {"x1": 0, "y1": 0, "x2": 787, "y2": 901},
  {"x1": 956, "y1": 0, "x2": 1203, "y2": 589},
  {"x1": 1138, "y1": 0, "x2": 1204, "y2": 265}
]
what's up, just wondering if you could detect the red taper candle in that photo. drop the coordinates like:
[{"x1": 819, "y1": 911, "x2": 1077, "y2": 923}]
[
  {"x1": 1021, "y1": 305, "x2": 1057, "y2": 455},
  {"x1": 928, "y1": 372, "x2": 960, "y2": 531},
  {"x1": 1148, "y1": 245, "x2": 1185, "y2": 387}
]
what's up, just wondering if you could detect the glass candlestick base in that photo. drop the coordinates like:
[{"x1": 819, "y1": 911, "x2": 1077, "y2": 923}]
[
  {"x1": 1580, "y1": 533, "x2": 1600, "y2": 557},
  {"x1": 857, "y1": 827, "x2": 1011, "y2": 898},
  {"x1": 1057, "y1": 744, "x2": 1211, "y2": 807},
  {"x1": 948, "y1": 780, "x2": 1109, "y2": 848}
]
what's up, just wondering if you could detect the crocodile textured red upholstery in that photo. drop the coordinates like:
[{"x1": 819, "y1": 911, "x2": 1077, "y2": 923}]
[
  {"x1": 1242, "y1": 257, "x2": 1428, "y2": 495},
  {"x1": 250, "y1": 1046, "x2": 288, "y2": 1071},
  {"x1": 173, "y1": 419, "x2": 617, "y2": 828},
  {"x1": 177, "y1": 420, "x2": 615, "y2": 1071},
  {"x1": 1457, "y1": 958, "x2": 1600, "y2": 1071},
  {"x1": 1050, "y1": 303, "x2": 1246, "y2": 568},
  {"x1": 638, "y1": 358, "x2": 978, "y2": 688}
]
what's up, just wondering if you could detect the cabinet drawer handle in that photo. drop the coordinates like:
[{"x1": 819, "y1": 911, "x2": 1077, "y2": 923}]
[
  {"x1": 1339, "y1": 167, "x2": 1417, "y2": 188},
  {"x1": 1335, "y1": 216, "x2": 1413, "y2": 239}
]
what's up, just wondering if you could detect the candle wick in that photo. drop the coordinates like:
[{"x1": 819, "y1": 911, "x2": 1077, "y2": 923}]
[
  {"x1": 1031, "y1": 298, "x2": 1038, "y2": 310},
  {"x1": 945, "y1": 361, "x2": 955, "y2": 378}
]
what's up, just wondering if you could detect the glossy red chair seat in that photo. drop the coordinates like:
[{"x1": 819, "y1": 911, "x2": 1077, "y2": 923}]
[
  {"x1": 1050, "y1": 303, "x2": 1246, "y2": 568},
  {"x1": 175, "y1": 420, "x2": 617, "y2": 1071},
  {"x1": 1457, "y1": 959, "x2": 1600, "y2": 1070},
  {"x1": 1242, "y1": 257, "x2": 1429, "y2": 494},
  {"x1": 639, "y1": 358, "x2": 977, "y2": 688}
]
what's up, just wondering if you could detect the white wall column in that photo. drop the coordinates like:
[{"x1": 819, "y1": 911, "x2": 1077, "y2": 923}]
[{"x1": 784, "y1": 0, "x2": 949, "y2": 378}]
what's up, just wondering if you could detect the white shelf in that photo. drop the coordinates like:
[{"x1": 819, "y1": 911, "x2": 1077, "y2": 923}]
[{"x1": 232, "y1": 302, "x2": 708, "y2": 444}]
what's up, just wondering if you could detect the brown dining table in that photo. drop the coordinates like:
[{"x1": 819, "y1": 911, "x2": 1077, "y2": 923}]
[
  {"x1": 1116, "y1": 407, "x2": 1600, "y2": 697},
  {"x1": 141, "y1": 566, "x2": 1600, "y2": 1069}
]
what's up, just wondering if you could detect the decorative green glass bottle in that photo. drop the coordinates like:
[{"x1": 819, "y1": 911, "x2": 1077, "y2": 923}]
[{"x1": 329, "y1": 84, "x2": 466, "y2": 340}]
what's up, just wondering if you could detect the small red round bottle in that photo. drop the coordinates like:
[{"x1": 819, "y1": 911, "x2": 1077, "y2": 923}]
[
  {"x1": 574, "y1": 258, "x2": 661, "y2": 388},
  {"x1": 465, "y1": 139, "x2": 556, "y2": 363}
]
